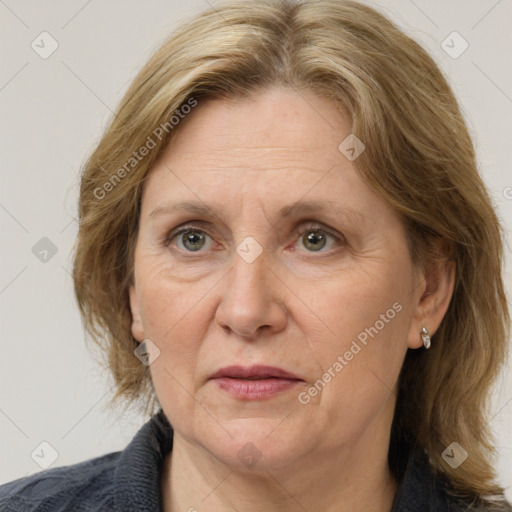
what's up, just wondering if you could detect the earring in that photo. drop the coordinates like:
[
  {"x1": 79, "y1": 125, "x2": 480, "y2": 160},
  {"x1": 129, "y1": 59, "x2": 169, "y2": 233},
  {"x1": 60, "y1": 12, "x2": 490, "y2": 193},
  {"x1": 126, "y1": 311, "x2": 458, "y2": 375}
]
[{"x1": 420, "y1": 326, "x2": 431, "y2": 349}]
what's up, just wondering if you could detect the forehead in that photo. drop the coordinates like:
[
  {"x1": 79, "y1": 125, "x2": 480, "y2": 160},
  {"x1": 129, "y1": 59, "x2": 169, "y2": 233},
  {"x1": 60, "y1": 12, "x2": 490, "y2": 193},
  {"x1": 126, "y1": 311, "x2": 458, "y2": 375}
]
[
  {"x1": 161, "y1": 87, "x2": 351, "y2": 162},
  {"x1": 140, "y1": 87, "x2": 386, "y2": 224}
]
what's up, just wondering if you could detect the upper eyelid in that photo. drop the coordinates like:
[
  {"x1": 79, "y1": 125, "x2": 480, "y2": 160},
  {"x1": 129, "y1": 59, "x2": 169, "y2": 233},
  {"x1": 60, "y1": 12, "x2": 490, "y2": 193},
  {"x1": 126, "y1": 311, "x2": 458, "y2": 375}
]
[
  {"x1": 165, "y1": 221, "x2": 217, "y2": 242},
  {"x1": 165, "y1": 221, "x2": 342, "y2": 248}
]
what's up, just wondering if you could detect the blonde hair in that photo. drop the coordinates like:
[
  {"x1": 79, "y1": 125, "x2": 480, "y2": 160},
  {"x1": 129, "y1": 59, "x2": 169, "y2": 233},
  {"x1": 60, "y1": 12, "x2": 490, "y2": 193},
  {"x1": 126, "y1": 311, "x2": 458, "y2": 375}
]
[{"x1": 72, "y1": 0, "x2": 510, "y2": 503}]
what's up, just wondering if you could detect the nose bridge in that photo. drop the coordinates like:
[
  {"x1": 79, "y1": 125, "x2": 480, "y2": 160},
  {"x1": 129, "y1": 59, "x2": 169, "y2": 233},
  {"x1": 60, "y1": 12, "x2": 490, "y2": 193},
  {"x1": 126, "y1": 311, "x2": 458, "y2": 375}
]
[
  {"x1": 228, "y1": 195, "x2": 272, "y2": 289},
  {"x1": 229, "y1": 241, "x2": 271, "y2": 307},
  {"x1": 215, "y1": 237, "x2": 286, "y2": 338}
]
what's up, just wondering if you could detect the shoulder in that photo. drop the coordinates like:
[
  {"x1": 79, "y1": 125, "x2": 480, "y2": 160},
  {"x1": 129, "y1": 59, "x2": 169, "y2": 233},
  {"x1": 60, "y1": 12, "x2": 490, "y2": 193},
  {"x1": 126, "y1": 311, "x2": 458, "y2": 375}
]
[
  {"x1": 390, "y1": 438, "x2": 512, "y2": 512},
  {"x1": 0, "y1": 451, "x2": 120, "y2": 512},
  {"x1": 0, "y1": 409, "x2": 174, "y2": 512}
]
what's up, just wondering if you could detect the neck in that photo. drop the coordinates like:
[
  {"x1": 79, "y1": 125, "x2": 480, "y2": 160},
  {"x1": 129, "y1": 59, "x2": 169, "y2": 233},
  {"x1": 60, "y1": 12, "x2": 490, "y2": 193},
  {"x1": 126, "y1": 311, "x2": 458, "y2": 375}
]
[{"x1": 161, "y1": 415, "x2": 398, "y2": 512}]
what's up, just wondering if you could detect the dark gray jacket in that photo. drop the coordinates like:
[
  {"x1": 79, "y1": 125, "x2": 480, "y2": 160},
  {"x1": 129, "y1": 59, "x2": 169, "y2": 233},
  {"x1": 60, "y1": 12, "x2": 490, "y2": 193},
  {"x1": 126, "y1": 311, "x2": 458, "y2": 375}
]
[{"x1": 0, "y1": 409, "x2": 509, "y2": 511}]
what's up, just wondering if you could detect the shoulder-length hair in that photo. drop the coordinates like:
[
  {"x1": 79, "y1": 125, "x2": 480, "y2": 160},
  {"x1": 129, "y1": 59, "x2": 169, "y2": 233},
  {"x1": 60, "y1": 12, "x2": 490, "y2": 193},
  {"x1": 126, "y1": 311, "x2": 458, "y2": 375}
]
[{"x1": 72, "y1": 0, "x2": 510, "y2": 502}]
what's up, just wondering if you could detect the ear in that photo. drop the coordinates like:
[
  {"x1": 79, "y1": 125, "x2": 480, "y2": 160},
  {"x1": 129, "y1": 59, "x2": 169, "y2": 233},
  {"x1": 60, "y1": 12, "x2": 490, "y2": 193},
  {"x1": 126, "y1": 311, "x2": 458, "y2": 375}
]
[
  {"x1": 129, "y1": 284, "x2": 146, "y2": 342},
  {"x1": 407, "y1": 242, "x2": 455, "y2": 349}
]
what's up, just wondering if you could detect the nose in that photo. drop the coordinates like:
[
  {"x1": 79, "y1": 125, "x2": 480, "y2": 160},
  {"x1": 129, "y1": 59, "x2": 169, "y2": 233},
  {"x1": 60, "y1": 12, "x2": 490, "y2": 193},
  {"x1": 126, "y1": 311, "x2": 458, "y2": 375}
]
[{"x1": 214, "y1": 249, "x2": 287, "y2": 339}]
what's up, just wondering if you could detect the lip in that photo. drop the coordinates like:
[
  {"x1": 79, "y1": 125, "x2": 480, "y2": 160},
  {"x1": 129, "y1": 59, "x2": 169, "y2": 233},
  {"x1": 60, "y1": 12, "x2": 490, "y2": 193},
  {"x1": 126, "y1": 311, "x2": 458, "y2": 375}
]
[
  {"x1": 209, "y1": 365, "x2": 301, "y2": 380},
  {"x1": 209, "y1": 365, "x2": 303, "y2": 400}
]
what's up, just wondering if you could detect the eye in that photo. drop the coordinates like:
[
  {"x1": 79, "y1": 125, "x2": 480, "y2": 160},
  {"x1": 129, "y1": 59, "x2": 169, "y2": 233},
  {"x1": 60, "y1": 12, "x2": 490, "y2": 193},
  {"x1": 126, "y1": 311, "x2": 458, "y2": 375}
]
[
  {"x1": 164, "y1": 222, "x2": 343, "y2": 256},
  {"x1": 295, "y1": 226, "x2": 340, "y2": 253},
  {"x1": 169, "y1": 228, "x2": 214, "y2": 252},
  {"x1": 300, "y1": 230, "x2": 328, "y2": 251}
]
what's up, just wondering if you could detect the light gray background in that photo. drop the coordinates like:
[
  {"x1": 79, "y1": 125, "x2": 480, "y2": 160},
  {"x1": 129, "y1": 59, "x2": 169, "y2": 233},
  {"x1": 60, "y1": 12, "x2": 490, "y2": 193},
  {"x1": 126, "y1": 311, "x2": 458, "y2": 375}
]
[{"x1": 1, "y1": 0, "x2": 511, "y2": 498}]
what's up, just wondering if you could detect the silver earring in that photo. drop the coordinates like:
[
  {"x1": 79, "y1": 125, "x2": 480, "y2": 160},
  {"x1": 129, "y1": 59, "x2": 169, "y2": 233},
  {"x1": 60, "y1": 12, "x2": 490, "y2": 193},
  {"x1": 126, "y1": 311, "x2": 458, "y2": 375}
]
[{"x1": 420, "y1": 326, "x2": 431, "y2": 349}]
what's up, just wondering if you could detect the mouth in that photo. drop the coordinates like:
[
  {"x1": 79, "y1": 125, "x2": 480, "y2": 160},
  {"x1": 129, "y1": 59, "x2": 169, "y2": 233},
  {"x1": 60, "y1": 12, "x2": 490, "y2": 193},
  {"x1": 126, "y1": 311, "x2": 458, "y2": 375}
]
[
  {"x1": 209, "y1": 365, "x2": 303, "y2": 400},
  {"x1": 210, "y1": 365, "x2": 301, "y2": 380}
]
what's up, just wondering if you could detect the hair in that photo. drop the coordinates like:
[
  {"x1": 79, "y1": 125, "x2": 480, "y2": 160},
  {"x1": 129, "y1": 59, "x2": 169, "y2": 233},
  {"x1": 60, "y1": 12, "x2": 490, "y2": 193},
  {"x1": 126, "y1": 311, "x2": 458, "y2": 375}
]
[{"x1": 72, "y1": 0, "x2": 510, "y2": 505}]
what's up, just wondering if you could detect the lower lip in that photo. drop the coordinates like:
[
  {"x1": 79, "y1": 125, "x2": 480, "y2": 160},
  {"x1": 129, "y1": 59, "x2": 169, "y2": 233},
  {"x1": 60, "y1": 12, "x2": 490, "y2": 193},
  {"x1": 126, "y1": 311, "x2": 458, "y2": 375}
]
[{"x1": 213, "y1": 377, "x2": 301, "y2": 400}]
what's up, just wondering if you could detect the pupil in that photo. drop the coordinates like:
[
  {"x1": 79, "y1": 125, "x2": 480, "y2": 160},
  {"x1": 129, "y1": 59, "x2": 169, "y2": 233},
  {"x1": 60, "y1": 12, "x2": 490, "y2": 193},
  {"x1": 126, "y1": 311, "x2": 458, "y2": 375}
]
[
  {"x1": 183, "y1": 231, "x2": 205, "y2": 251},
  {"x1": 304, "y1": 231, "x2": 326, "y2": 251}
]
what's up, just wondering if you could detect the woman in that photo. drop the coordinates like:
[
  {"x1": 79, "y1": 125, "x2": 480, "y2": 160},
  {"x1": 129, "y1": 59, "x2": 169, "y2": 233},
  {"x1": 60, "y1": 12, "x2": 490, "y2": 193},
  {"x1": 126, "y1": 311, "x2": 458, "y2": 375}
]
[{"x1": 1, "y1": 0, "x2": 510, "y2": 510}]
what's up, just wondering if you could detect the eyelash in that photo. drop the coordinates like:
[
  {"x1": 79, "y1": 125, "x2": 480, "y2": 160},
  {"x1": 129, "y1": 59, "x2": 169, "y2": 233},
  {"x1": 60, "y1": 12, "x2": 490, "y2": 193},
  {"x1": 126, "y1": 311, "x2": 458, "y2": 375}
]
[{"x1": 162, "y1": 222, "x2": 344, "y2": 256}]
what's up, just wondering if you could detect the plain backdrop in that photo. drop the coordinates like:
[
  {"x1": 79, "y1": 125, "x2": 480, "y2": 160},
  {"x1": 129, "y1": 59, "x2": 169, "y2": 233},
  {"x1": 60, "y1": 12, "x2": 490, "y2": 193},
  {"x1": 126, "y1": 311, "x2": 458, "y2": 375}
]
[{"x1": 1, "y1": 0, "x2": 511, "y2": 499}]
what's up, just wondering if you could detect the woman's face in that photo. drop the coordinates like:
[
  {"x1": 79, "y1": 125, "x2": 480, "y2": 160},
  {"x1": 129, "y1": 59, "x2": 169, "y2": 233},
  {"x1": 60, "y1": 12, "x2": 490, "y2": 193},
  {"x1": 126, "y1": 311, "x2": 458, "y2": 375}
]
[{"x1": 129, "y1": 87, "x2": 427, "y2": 472}]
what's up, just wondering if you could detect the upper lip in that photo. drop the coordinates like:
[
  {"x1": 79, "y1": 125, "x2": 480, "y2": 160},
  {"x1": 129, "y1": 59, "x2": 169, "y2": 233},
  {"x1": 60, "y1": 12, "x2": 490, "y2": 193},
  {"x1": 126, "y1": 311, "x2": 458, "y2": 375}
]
[{"x1": 209, "y1": 365, "x2": 302, "y2": 380}]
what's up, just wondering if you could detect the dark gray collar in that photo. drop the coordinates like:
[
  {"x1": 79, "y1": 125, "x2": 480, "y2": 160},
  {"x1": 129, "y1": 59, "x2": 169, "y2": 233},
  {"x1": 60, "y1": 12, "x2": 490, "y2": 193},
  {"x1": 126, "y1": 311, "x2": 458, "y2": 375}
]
[
  {"x1": 390, "y1": 441, "x2": 460, "y2": 511},
  {"x1": 113, "y1": 409, "x2": 487, "y2": 512},
  {"x1": 114, "y1": 409, "x2": 173, "y2": 511}
]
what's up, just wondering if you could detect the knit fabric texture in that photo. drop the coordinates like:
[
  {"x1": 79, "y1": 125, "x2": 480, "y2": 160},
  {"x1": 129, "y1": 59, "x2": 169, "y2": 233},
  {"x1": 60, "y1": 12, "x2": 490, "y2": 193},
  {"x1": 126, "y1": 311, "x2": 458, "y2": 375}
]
[{"x1": 0, "y1": 408, "x2": 506, "y2": 511}]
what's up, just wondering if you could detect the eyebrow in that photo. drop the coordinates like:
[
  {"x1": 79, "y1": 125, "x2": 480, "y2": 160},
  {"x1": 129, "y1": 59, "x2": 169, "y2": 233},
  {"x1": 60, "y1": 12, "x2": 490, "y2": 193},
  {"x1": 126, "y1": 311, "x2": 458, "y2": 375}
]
[{"x1": 149, "y1": 199, "x2": 366, "y2": 224}]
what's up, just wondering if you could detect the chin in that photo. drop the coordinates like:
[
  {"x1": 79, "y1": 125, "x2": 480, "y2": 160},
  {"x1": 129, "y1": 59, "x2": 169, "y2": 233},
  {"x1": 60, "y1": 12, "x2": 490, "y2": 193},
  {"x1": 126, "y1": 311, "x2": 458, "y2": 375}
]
[{"x1": 195, "y1": 416, "x2": 314, "y2": 473}]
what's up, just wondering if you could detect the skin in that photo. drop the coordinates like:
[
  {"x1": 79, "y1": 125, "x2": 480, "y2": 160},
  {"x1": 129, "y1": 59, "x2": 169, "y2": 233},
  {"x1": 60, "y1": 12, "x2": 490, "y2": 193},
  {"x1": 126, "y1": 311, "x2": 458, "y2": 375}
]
[{"x1": 129, "y1": 87, "x2": 454, "y2": 512}]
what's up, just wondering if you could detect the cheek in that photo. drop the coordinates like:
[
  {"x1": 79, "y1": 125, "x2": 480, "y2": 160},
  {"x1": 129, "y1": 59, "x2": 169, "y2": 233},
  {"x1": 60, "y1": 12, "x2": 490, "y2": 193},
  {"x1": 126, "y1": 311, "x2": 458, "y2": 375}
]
[
  {"x1": 136, "y1": 254, "x2": 210, "y2": 333},
  {"x1": 139, "y1": 281, "x2": 203, "y2": 353},
  {"x1": 139, "y1": 274, "x2": 214, "y2": 426},
  {"x1": 135, "y1": 260, "x2": 220, "y2": 384},
  {"x1": 310, "y1": 260, "x2": 411, "y2": 349},
  {"x1": 300, "y1": 260, "x2": 412, "y2": 411}
]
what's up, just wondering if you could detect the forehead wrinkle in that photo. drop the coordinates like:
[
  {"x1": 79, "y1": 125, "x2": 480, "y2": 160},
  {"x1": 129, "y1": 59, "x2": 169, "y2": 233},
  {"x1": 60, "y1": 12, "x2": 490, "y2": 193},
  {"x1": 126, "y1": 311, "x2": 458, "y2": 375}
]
[
  {"x1": 149, "y1": 198, "x2": 368, "y2": 228},
  {"x1": 174, "y1": 147, "x2": 334, "y2": 169},
  {"x1": 167, "y1": 164, "x2": 337, "y2": 176}
]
